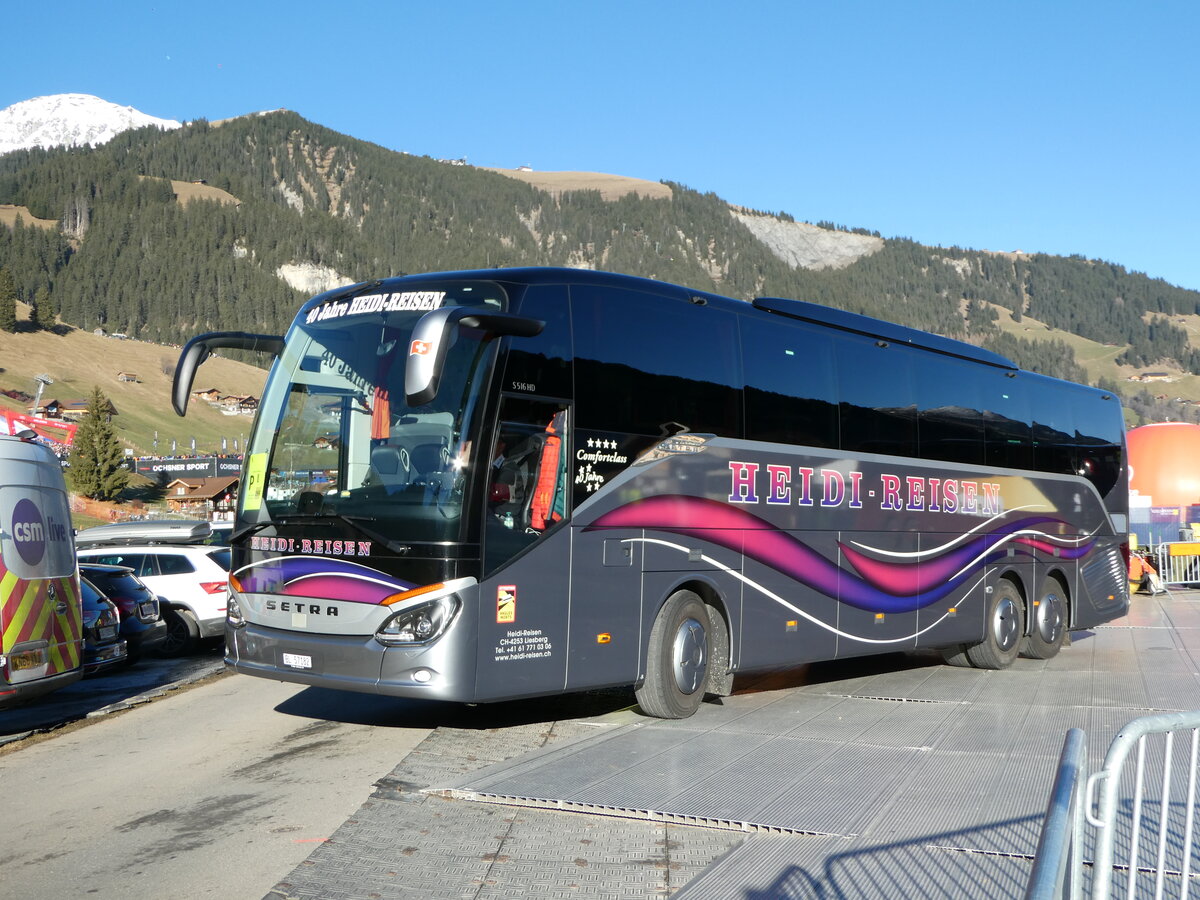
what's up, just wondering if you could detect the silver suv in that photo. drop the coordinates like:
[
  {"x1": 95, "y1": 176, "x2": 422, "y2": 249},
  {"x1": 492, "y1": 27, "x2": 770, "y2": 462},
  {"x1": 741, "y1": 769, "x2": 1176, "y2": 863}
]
[{"x1": 76, "y1": 521, "x2": 230, "y2": 656}]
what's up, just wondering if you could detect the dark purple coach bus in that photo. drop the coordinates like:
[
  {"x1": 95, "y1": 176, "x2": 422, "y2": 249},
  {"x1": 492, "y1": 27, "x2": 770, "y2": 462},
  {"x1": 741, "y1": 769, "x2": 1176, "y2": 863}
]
[{"x1": 173, "y1": 267, "x2": 1129, "y2": 718}]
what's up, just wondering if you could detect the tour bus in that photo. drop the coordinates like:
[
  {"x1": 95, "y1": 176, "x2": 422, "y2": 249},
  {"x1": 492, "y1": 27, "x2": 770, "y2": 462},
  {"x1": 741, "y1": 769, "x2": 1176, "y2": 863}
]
[
  {"x1": 172, "y1": 267, "x2": 1128, "y2": 718},
  {"x1": 0, "y1": 432, "x2": 82, "y2": 707}
]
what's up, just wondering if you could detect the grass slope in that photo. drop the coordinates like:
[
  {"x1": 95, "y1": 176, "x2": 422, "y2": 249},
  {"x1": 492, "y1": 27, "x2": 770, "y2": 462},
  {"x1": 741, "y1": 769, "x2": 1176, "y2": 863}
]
[
  {"x1": 0, "y1": 310, "x2": 267, "y2": 457},
  {"x1": 988, "y1": 302, "x2": 1200, "y2": 401}
]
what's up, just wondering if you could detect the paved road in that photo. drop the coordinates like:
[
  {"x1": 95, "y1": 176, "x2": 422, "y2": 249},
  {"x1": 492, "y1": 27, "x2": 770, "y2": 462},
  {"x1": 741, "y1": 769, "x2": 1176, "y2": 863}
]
[{"x1": 0, "y1": 671, "x2": 431, "y2": 899}]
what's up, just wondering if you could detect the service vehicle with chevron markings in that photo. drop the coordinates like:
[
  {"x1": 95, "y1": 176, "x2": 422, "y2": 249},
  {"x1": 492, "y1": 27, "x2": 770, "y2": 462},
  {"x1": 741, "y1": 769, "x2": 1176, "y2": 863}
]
[{"x1": 0, "y1": 432, "x2": 83, "y2": 707}]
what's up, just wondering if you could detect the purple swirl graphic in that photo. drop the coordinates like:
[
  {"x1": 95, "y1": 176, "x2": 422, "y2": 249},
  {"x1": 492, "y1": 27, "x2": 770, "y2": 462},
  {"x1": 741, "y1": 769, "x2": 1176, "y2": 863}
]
[
  {"x1": 236, "y1": 557, "x2": 414, "y2": 604},
  {"x1": 586, "y1": 496, "x2": 1092, "y2": 615}
]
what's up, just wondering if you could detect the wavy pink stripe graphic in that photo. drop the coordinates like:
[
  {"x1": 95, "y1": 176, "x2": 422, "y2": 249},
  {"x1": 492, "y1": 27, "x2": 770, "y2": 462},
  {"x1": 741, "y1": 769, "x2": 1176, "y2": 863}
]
[{"x1": 587, "y1": 495, "x2": 1092, "y2": 614}]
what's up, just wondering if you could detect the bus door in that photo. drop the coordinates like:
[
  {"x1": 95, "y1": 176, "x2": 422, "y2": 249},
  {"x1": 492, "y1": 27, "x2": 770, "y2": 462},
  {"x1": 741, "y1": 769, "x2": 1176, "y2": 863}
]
[{"x1": 475, "y1": 396, "x2": 573, "y2": 701}]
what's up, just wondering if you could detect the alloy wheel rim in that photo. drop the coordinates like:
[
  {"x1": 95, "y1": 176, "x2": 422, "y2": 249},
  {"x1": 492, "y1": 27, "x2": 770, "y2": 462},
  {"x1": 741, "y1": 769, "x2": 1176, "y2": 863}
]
[{"x1": 672, "y1": 617, "x2": 708, "y2": 695}]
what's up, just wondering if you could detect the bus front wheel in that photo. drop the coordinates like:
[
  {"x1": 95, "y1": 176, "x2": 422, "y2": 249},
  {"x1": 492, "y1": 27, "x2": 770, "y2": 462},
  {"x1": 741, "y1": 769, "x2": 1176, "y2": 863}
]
[
  {"x1": 966, "y1": 580, "x2": 1024, "y2": 670},
  {"x1": 636, "y1": 590, "x2": 710, "y2": 719}
]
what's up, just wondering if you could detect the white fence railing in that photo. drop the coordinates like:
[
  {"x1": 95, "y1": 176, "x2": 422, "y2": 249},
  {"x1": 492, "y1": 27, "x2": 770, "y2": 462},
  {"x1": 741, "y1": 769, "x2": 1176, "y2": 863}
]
[
  {"x1": 1026, "y1": 711, "x2": 1200, "y2": 899},
  {"x1": 1152, "y1": 542, "x2": 1200, "y2": 587}
]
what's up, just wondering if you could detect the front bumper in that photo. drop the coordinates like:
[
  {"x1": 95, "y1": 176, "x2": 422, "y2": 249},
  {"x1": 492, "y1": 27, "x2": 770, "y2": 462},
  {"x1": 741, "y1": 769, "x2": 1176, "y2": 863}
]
[{"x1": 225, "y1": 620, "x2": 476, "y2": 701}]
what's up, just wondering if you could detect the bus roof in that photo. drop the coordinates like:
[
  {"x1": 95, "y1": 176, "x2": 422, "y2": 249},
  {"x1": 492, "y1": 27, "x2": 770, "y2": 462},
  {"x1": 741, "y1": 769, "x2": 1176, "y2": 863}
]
[
  {"x1": 751, "y1": 296, "x2": 1018, "y2": 370},
  {"x1": 300, "y1": 267, "x2": 1018, "y2": 370}
]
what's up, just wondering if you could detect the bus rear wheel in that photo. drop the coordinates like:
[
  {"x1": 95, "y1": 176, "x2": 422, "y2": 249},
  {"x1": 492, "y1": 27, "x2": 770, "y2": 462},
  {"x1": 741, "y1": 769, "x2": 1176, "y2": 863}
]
[
  {"x1": 636, "y1": 590, "x2": 710, "y2": 719},
  {"x1": 966, "y1": 580, "x2": 1024, "y2": 669},
  {"x1": 1022, "y1": 576, "x2": 1067, "y2": 659}
]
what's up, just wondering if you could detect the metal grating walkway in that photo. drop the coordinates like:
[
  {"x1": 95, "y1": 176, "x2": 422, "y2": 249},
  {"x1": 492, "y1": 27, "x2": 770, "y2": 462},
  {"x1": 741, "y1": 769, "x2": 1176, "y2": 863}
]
[
  {"x1": 435, "y1": 591, "x2": 1200, "y2": 897},
  {"x1": 268, "y1": 590, "x2": 1200, "y2": 899}
]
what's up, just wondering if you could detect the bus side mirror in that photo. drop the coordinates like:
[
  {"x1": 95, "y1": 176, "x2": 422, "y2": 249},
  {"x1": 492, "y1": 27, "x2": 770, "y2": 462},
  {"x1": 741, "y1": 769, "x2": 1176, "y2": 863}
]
[
  {"x1": 173, "y1": 331, "x2": 285, "y2": 416},
  {"x1": 405, "y1": 308, "x2": 543, "y2": 406}
]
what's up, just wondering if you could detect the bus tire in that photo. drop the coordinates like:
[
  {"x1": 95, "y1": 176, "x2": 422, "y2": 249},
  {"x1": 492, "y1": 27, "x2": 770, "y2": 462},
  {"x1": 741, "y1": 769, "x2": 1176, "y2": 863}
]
[
  {"x1": 940, "y1": 645, "x2": 974, "y2": 667},
  {"x1": 965, "y1": 580, "x2": 1024, "y2": 670},
  {"x1": 636, "y1": 590, "x2": 710, "y2": 719},
  {"x1": 1022, "y1": 575, "x2": 1068, "y2": 659},
  {"x1": 159, "y1": 607, "x2": 200, "y2": 657}
]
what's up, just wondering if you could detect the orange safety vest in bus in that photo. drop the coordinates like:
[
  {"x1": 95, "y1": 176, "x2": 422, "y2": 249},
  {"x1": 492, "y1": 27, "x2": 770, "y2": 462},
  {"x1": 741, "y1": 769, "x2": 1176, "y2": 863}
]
[{"x1": 530, "y1": 414, "x2": 564, "y2": 531}]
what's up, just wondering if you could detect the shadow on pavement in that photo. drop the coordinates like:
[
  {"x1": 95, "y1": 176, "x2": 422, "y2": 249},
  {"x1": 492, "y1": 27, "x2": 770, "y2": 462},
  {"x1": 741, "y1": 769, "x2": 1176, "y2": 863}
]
[
  {"x1": 273, "y1": 682, "x2": 639, "y2": 730},
  {"x1": 0, "y1": 644, "x2": 226, "y2": 742}
]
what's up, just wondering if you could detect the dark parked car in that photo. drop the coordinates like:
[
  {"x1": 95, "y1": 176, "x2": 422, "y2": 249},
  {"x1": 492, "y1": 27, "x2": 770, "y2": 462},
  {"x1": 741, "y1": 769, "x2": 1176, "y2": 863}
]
[
  {"x1": 80, "y1": 576, "x2": 127, "y2": 674},
  {"x1": 78, "y1": 563, "x2": 168, "y2": 661}
]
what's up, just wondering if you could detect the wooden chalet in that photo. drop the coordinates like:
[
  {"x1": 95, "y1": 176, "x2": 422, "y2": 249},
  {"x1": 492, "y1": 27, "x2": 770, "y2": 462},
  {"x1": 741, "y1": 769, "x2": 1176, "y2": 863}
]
[{"x1": 163, "y1": 476, "x2": 240, "y2": 518}]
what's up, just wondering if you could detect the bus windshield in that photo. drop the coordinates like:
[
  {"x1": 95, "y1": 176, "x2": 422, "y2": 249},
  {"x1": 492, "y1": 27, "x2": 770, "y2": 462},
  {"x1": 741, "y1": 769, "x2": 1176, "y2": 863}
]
[{"x1": 244, "y1": 281, "x2": 509, "y2": 544}]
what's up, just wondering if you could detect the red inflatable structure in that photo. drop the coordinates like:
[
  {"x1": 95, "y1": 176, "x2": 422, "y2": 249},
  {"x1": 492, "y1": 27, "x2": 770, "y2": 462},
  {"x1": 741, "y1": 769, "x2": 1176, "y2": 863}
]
[{"x1": 1127, "y1": 422, "x2": 1200, "y2": 507}]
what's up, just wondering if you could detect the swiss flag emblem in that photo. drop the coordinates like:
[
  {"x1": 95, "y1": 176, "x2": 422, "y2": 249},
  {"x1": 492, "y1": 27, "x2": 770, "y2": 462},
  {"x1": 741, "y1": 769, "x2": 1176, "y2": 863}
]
[{"x1": 410, "y1": 340, "x2": 431, "y2": 356}]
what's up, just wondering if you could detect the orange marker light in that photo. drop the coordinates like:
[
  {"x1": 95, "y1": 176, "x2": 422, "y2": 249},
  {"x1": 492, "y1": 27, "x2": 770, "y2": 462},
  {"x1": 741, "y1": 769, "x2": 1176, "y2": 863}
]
[{"x1": 381, "y1": 582, "x2": 446, "y2": 606}]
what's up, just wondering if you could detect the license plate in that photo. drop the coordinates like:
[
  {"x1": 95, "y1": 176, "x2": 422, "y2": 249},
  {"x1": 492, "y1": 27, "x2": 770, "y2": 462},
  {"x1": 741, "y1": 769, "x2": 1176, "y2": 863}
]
[
  {"x1": 99, "y1": 625, "x2": 118, "y2": 641},
  {"x1": 138, "y1": 602, "x2": 156, "y2": 619},
  {"x1": 282, "y1": 652, "x2": 312, "y2": 669},
  {"x1": 11, "y1": 649, "x2": 46, "y2": 671}
]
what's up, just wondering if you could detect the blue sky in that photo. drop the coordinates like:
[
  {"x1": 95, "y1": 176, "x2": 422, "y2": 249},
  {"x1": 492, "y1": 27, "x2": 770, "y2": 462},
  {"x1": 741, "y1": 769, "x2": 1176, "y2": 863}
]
[{"x1": 6, "y1": 1, "x2": 1198, "y2": 290}]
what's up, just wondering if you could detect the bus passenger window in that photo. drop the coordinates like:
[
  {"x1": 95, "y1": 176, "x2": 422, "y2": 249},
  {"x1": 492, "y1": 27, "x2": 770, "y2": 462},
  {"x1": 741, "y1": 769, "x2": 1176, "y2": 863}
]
[
  {"x1": 836, "y1": 337, "x2": 916, "y2": 458},
  {"x1": 742, "y1": 316, "x2": 837, "y2": 448},
  {"x1": 1069, "y1": 389, "x2": 1124, "y2": 497},
  {"x1": 913, "y1": 355, "x2": 984, "y2": 465},
  {"x1": 572, "y1": 285, "x2": 740, "y2": 438},
  {"x1": 485, "y1": 397, "x2": 571, "y2": 574}
]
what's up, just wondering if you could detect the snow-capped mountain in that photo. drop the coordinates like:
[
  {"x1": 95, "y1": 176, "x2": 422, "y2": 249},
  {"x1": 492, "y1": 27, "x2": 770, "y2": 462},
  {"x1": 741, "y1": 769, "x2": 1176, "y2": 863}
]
[{"x1": 0, "y1": 93, "x2": 180, "y2": 155}]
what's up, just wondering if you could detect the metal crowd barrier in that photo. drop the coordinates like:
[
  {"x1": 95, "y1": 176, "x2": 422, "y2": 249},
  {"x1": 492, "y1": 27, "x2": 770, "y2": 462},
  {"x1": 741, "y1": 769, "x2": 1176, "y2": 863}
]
[
  {"x1": 1026, "y1": 711, "x2": 1200, "y2": 899},
  {"x1": 1154, "y1": 542, "x2": 1200, "y2": 587}
]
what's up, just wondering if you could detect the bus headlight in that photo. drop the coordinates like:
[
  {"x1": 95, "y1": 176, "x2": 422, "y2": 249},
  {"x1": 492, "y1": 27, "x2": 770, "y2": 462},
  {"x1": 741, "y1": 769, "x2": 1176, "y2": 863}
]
[
  {"x1": 375, "y1": 595, "x2": 460, "y2": 646},
  {"x1": 226, "y1": 594, "x2": 246, "y2": 628}
]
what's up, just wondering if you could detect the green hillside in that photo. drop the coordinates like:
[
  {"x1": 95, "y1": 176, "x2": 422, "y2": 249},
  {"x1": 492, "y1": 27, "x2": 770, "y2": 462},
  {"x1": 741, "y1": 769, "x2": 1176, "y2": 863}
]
[{"x1": 2, "y1": 109, "x2": 1199, "y2": 431}]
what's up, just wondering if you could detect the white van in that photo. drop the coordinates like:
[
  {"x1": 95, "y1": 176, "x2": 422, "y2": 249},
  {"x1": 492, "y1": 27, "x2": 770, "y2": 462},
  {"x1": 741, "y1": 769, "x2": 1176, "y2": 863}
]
[{"x1": 0, "y1": 434, "x2": 83, "y2": 707}]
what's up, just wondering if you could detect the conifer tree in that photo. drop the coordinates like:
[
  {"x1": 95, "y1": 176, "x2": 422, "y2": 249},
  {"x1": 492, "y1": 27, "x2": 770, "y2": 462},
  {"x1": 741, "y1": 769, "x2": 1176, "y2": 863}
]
[
  {"x1": 29, "y1": 285, "x2": 52, "y2": 330},
  {"x1": 0, "y1": 265, "x2": 17, "y2": 333},
  {"x1": 67, "y1": 386, "x2": 130, "y2": 501}
]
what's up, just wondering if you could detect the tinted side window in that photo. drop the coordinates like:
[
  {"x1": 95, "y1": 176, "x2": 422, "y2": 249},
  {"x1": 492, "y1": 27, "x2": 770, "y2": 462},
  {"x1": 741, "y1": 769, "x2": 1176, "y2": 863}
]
[
  {"x1": 742, "y1": 315, "x2": 837, "y2": 448},
  {"x1": 156, "y1": 555, "x2": 195, "y2": 576},
  {"x1": 913, "y1": 354, "x2": 984, "y2": 465},
  {"x1": 1029, "y1": 381, "x2": 1076, "y2": 477},
  {"x1": 982, "y1": 370, "x2": 1032, "y2": 470},
  {"x1": 90, "y1": 553, "x2": 150, "y2": 577},
  {"x1": 572, "y1": 285, "x2": 741, "y2": 437},
  {"x1": 504, "y1": 284, "x2": 572, "y2": 400},
  {"x1": 1069, "y1": 387, "x2": 1124, "y2": 497},
  {"x1": 835, "y1": 337, "x2": 916, "y2": 457}
]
